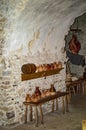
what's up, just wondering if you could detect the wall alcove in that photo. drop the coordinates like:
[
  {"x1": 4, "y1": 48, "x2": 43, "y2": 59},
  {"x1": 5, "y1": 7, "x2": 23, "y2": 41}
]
[{"x1": 65, "y1": 13, "x2": 86, "y2": 78}]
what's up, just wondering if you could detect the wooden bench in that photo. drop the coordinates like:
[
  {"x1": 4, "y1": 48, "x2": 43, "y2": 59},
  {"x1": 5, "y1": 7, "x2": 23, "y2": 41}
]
[{"x1": 23, "y1": 92, "x2": 69, "y2": 127}]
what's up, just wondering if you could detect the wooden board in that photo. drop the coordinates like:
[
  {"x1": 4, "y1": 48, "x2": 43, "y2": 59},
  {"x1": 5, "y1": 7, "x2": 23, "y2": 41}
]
[
  {"x1": 21, "y1": 68, "x2": 63, "y2": 81},
  {"x1": 23, "y1": 91, "x2": 67, "y2": 105}
]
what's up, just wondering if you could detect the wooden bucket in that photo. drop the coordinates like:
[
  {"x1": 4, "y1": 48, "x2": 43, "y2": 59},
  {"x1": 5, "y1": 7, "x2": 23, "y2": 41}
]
[{"x1": 21, "y1": 63, "x2": 36, "y2": 74}]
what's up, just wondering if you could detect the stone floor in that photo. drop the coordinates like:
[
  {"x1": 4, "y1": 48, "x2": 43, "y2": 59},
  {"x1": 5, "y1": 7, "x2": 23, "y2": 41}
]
[{"x1": 0, "y1": 93, "x2": 86, "y2": 130}]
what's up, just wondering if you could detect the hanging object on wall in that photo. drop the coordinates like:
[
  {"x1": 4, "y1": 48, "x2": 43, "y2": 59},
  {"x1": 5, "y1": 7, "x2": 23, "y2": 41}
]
[
  {"x1": 66, "y1": 18, "x2": 85, "y2": 66},
  {"x1": 69, "y1": 19, "x2": 81, "y2": 54},
  {"x1": 68, "y1": 34, "x2": 81, "y2": 54},
  {"x1": 66, "y1": 50, "x2": 85, "y2": 66}
]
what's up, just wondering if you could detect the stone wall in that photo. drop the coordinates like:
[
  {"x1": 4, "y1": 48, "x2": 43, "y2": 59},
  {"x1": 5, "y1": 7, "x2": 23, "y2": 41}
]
[
  {"x1": 65, "y1": 13, "x2": 86, "y2": 78},
  {"x1": 0, "y1": 52, "x2": 66, "y2": 126},
  {"x1": 0, "y1": 0, "x2": 86, "y2": 127}
]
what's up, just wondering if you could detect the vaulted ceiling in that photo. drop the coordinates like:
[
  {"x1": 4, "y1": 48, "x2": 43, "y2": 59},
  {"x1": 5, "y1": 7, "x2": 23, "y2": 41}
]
[{"x1": 0, "y1": 0, "x2": 86, "y2": 56}]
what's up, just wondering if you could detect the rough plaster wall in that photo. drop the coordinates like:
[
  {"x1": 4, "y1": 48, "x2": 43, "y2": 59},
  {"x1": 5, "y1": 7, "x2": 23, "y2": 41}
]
[
  {"x1": 0, "y1": 0, "x2": 86, "y2": 127},
  {"x1": 1, "y1": 0, "x2": 86, "y2": 57},
  {"x1": 65, "y1": 13, "x2": 86, "y2": 77}
]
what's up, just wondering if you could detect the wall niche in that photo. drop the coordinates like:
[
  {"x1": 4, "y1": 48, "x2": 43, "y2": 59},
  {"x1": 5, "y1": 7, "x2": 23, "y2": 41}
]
[{"x1": 65, "y1": 13, "x2": 86, "y2": 78}]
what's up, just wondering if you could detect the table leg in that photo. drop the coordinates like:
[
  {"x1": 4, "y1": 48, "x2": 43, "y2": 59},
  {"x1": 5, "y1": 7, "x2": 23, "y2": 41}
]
[
  {"x1": 83, "y1": 81, "x2": 85, "y2": 95},
  {"x1": 35, "y1": 106, "x2": 38, "y2": 127},
  {"x1": 25, "y1": 105, "x2": 28, "y2": 123},
  {"x1": 39, "y1": 105, "x2": 44, "y2": 124},
  {"x1": 77, "y1": 83, "x2": 80, "y2": 93},
  {"x1": 52, "y1": 100, "x2": 54, "y2": 112},
  {"x1": 72, "y1": 86, "x2": 76, "y2": 95},
  {"x1": 66, "y1": 88, "x2": 71, "y2": 103},
  {"x1": 29, "y1": 106, "x2": 33, "y2": 121},
  {"x1": 84, "y1": 81, "x2": 86, "y2": 94},
  {"x1": 62, "y1": 96, "x2": 65, "y2": 114},
  {"x1": 56, "y1": 98, "x2": 58, "y2": 111},
  {"x1": 69, "y1": 87, "x2": 72, "y2": 101},
  {"x1": 65, "y1": 95, "x2": 69, "y2": 112}
]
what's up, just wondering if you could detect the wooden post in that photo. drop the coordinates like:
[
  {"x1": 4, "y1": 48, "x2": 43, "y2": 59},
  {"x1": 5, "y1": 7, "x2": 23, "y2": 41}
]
[
  {"x1": 25, "y1": 105, "x2": 28, "y2": 123},
  {"x1": 65, "y1": 95, "x2": 69, "y2": 112},
  {"x1": 72, "y1": 85, "x2": 76, "y2": 95},
  {"x1": 29, "y1": 106, "x2": 33, "y2": 121},
  {"x1": 39, "y1": 105, "x2": 44, "y2": 124},
  {"x1": 82, "y1": 81, "x2": 85, "y2": 95},
  {"x1": 77, "y1": 83, "x2": 80, "y2": 93},
  {"x1": 52, "y1": 100, "x2": 54, "y2": 112},
  {"x1": 35, "y1": 106, "x2": 38, "y2": 127},
  {"x1": 69, "y1": 87, "x2": 72, "y2": 102},
  {"x1": 62, "y1": 96, "x2": 65, "y2": 114},
  {"x1": 56, "y1": 98, "x2": 58, "y2": 111}
]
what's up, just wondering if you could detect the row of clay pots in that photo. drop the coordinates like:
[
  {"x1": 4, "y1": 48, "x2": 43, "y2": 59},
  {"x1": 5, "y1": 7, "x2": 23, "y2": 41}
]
[
  {"x1": 36, "y1": 61, "x2": 62, "y2": 72},
  {"x1": 25, "y1": 84, "x2": 56, "y2": 102}
]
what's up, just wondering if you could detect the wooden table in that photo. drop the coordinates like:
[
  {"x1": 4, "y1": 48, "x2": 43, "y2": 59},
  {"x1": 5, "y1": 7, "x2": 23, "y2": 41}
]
[
  {"x1": 23, "y1": 91, "x2": 69, "y2": 127},
  {"x1": 66, "y1": 78, "x2": 86, "y2": 102}
]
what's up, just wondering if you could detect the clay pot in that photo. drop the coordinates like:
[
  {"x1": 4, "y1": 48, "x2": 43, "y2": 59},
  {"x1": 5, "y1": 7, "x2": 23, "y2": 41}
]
[
  {"x1": 50, "y1": 84, "x2": 56, "y2": 92},
  {"x1": 53, "y1": 62, "x2": 57, "y2": 69},
  {"x1": 38, "y1": 65, "x2": 43, "y2": 72},
  {"x1": 31, "y1": 94, "x2": 38, "y2": 102},
  {"x1": 42, "y1": 64, "x2": 47, "y2": 71},
  {"x1": 50, "y1": 63, "x2": 54, "y2": 70},
  {"x1": 35, "y1": 86, "x2": 41, "y2": 96},
  {"x1": 25, "y1": 94, "x2": 31, "y2": 102},
  {"x1": 41, "y1": 90, "x2": 46, "y2": 98},
  {"x1": 57, "y1": 62, "x2": 62, "y2": 68},
  {"x1": 36, "y1": 95, "x2": 41, "y2": 100},
  {"x1": 45, "y1": 89, "x2": 51, "y2": 96},
  {"x1": 46, "y1": 64, "x2": 51, "y2": 70}
]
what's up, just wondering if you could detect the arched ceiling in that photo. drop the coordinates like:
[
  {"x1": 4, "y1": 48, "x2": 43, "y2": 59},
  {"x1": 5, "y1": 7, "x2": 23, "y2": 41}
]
[{"x1": 1, "y1": 0, "x2": 86, "y2": 56}]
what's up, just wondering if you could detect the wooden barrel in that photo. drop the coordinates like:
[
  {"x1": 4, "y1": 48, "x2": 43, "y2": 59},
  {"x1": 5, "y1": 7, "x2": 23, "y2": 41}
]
[{"x1": 21, "y1": 63, "x2": 36, "y2": 74}]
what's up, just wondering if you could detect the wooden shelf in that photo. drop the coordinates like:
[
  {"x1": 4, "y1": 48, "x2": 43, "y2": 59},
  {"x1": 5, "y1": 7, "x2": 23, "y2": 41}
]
[{"x1": 21, "y1": 68, "x2": 63, "y2": 81}]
